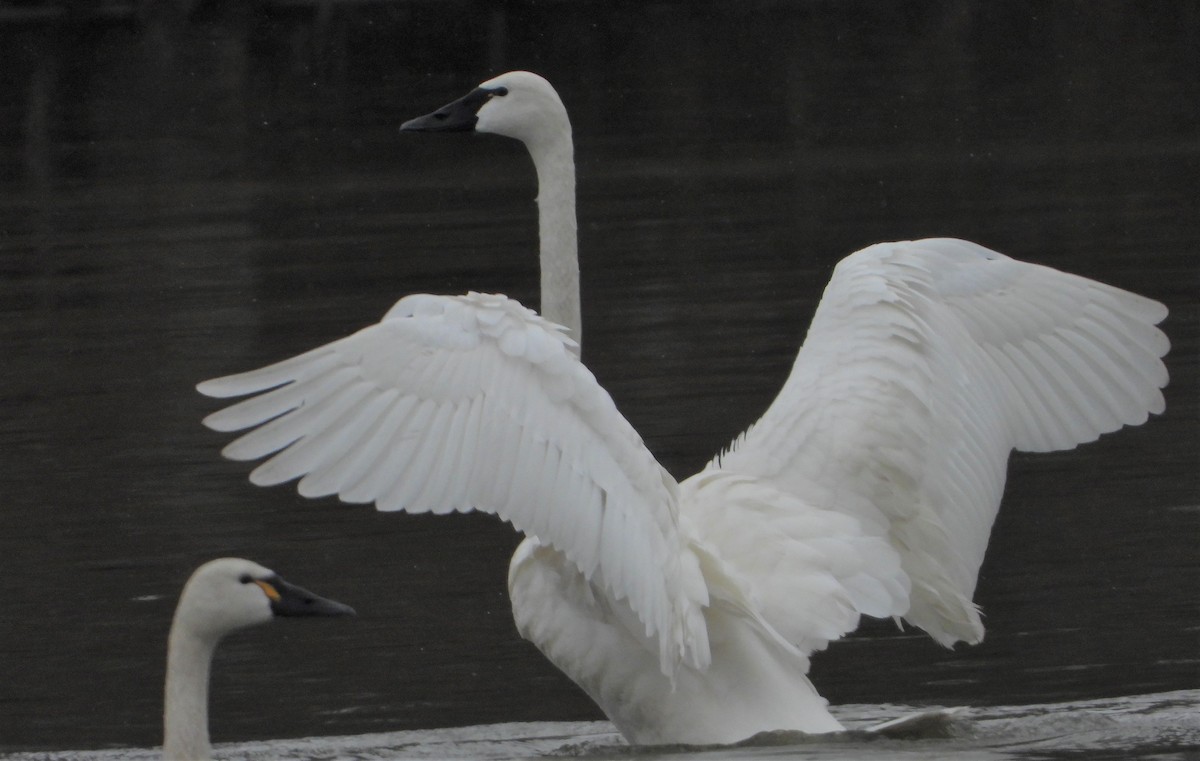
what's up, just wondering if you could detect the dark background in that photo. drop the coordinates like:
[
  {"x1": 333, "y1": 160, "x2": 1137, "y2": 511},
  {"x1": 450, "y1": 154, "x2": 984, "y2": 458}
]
[{"x1": 0, "y1": 0, "x2": 1196, "y2": 752}]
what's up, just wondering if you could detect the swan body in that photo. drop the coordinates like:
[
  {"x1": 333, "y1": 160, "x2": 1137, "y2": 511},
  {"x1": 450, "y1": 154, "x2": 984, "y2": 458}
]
[
  {"x1": 197, "y1": 73, "x2": 1169, "y2": 744},
  {"x1": 163, "y1": 558, "x2": 355, "y2": 760}
]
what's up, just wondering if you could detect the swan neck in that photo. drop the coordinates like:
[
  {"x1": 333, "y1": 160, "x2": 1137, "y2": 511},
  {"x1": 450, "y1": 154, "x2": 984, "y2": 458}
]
[
  {"x1": 529, "y1": 131, "x2": 581, "y2": 351},
  {"x1": 164, "y1": 622, "x2": 218, "y2": 761}
]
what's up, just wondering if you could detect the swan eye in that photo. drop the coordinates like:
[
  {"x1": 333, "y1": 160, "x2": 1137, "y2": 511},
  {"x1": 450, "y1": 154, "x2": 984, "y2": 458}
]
[
  {"x1": 238, "y1": 574, "x2": 252, "y2": 584},
  {"x1": 490, "y1": 86, "x2": 508, "y2": 97}
]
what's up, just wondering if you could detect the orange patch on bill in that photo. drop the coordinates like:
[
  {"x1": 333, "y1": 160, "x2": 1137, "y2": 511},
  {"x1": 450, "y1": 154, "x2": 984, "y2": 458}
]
[{"x1": 254, "y1": 580, "x2": 282, "y2": 602}]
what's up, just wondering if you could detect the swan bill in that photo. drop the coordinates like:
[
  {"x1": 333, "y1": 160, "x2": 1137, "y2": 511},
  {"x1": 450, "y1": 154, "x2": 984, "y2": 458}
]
[
  {"x1": 400, "y1": 86, "x2": 502, "y2": 132},
  {"x1": 263, "y1": 576, "x2": 357, "y2": 618}
]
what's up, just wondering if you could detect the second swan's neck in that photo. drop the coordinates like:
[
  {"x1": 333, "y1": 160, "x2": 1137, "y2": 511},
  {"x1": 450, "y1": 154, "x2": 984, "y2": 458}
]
[
  {"x1": 163, "y1": 624, "x2": 217, "y2": 760},
  {"x1": 529, "y1": 129, "x2": 581, "y2": 352}
]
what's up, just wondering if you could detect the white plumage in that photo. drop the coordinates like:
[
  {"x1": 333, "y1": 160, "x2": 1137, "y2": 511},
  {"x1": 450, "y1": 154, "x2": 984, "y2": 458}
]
[{"x1": 197, "y1": 72, "x2": 1168, "y2": 745}]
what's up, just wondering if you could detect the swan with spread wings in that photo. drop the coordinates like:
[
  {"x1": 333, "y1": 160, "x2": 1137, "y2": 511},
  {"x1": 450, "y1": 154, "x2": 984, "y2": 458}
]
[{"x1": 197, "y1": 72, "x2": 1168, "y2": 745}]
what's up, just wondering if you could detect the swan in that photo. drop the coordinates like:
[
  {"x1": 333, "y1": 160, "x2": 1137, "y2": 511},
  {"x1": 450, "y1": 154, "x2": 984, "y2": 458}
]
[
  {"x1": 195, "y1": 72, "x2": 1169, "y2": 744},
  {"x1": 163, "y1": 557, "x2": 355, "y2": 760}
]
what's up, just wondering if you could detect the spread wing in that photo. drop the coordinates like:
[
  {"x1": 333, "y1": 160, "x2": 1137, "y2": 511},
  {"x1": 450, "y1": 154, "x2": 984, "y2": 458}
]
[
  {"x1": 198, "y1": 291, "x2": 709, "y2": 672},
  {"x1": 717, "y1": 238, "x2": 1169, "y2": 646}
]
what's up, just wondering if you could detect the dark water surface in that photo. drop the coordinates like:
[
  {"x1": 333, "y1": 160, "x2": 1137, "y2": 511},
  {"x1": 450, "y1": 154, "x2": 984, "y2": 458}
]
[{"x1": 0, "y1": 1, "x2": 1197, "y2": 753}]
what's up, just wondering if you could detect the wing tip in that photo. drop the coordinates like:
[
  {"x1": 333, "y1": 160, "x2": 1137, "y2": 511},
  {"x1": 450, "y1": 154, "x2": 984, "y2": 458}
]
[
  {"x1": 196, "y1": 376, "x2": 239, "y2": 399},
  {"x1": 200, "y1": 409, "x2": 235, "y2": 432}
]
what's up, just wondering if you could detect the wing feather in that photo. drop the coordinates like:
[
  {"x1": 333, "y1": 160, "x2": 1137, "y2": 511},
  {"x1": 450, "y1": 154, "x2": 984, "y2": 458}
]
[
  {"x1": 197, "y1": 346, "x2": 342, "y2": 399},
  {"x1": 296, "y1": 389, "x2": 401, "y2": 498},
  {"x1": 341, "y1": 396, "x2": 421, "y2": 504},
  {"x1": 717, "y1": 239, "x2": 1168, "y2": 646},
  {"x1": 198, "y1": 291, "x2": 708, "y2": 672}
]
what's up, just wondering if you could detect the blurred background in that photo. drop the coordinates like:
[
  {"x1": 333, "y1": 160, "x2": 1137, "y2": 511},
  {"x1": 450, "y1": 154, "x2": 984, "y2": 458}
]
[{"x1": 0, "y1": 0, "x2": 1196, "y2": 753}]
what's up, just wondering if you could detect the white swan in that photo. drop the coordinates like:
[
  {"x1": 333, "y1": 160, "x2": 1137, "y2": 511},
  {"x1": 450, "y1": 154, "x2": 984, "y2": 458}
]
[
  {"x1": 195, "y1": 72, "x2": 1169, "y2": 745},
  {"x1": 163, "y1": 558, "x2": 355, "y2": 760}
]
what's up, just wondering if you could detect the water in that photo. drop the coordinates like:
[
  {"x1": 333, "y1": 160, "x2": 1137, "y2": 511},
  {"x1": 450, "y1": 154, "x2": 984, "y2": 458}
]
[
  {"x1": 1, "y1": 2, "x2": 1198, "y2": 758},
  {"x1": 7, "y1": 692, "x2": 1200, "y2": 760}
]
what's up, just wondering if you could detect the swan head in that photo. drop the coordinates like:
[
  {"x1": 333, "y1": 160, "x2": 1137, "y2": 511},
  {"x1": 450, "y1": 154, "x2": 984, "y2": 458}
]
[
  {"x1": 172, "y1": 558, "x2": 355, "y2": 642},
  {"x1": 401, "y1": 71, "x2": 570, "y2": 149}
]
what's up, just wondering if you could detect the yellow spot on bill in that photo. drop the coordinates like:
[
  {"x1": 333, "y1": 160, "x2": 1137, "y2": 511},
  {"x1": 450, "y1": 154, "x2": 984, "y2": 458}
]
[{"x1": 254, "y1": 580, "x2": 282, "y2": 602}]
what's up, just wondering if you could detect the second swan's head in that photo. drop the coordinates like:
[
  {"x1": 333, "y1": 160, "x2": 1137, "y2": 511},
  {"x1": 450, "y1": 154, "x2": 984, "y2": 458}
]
[
  {"x1": 401, "y1": 71, "x2": 570, "y2": 148},
  {"x1": 173, "y1": 558, "x2": 356, "y2": 641}
]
